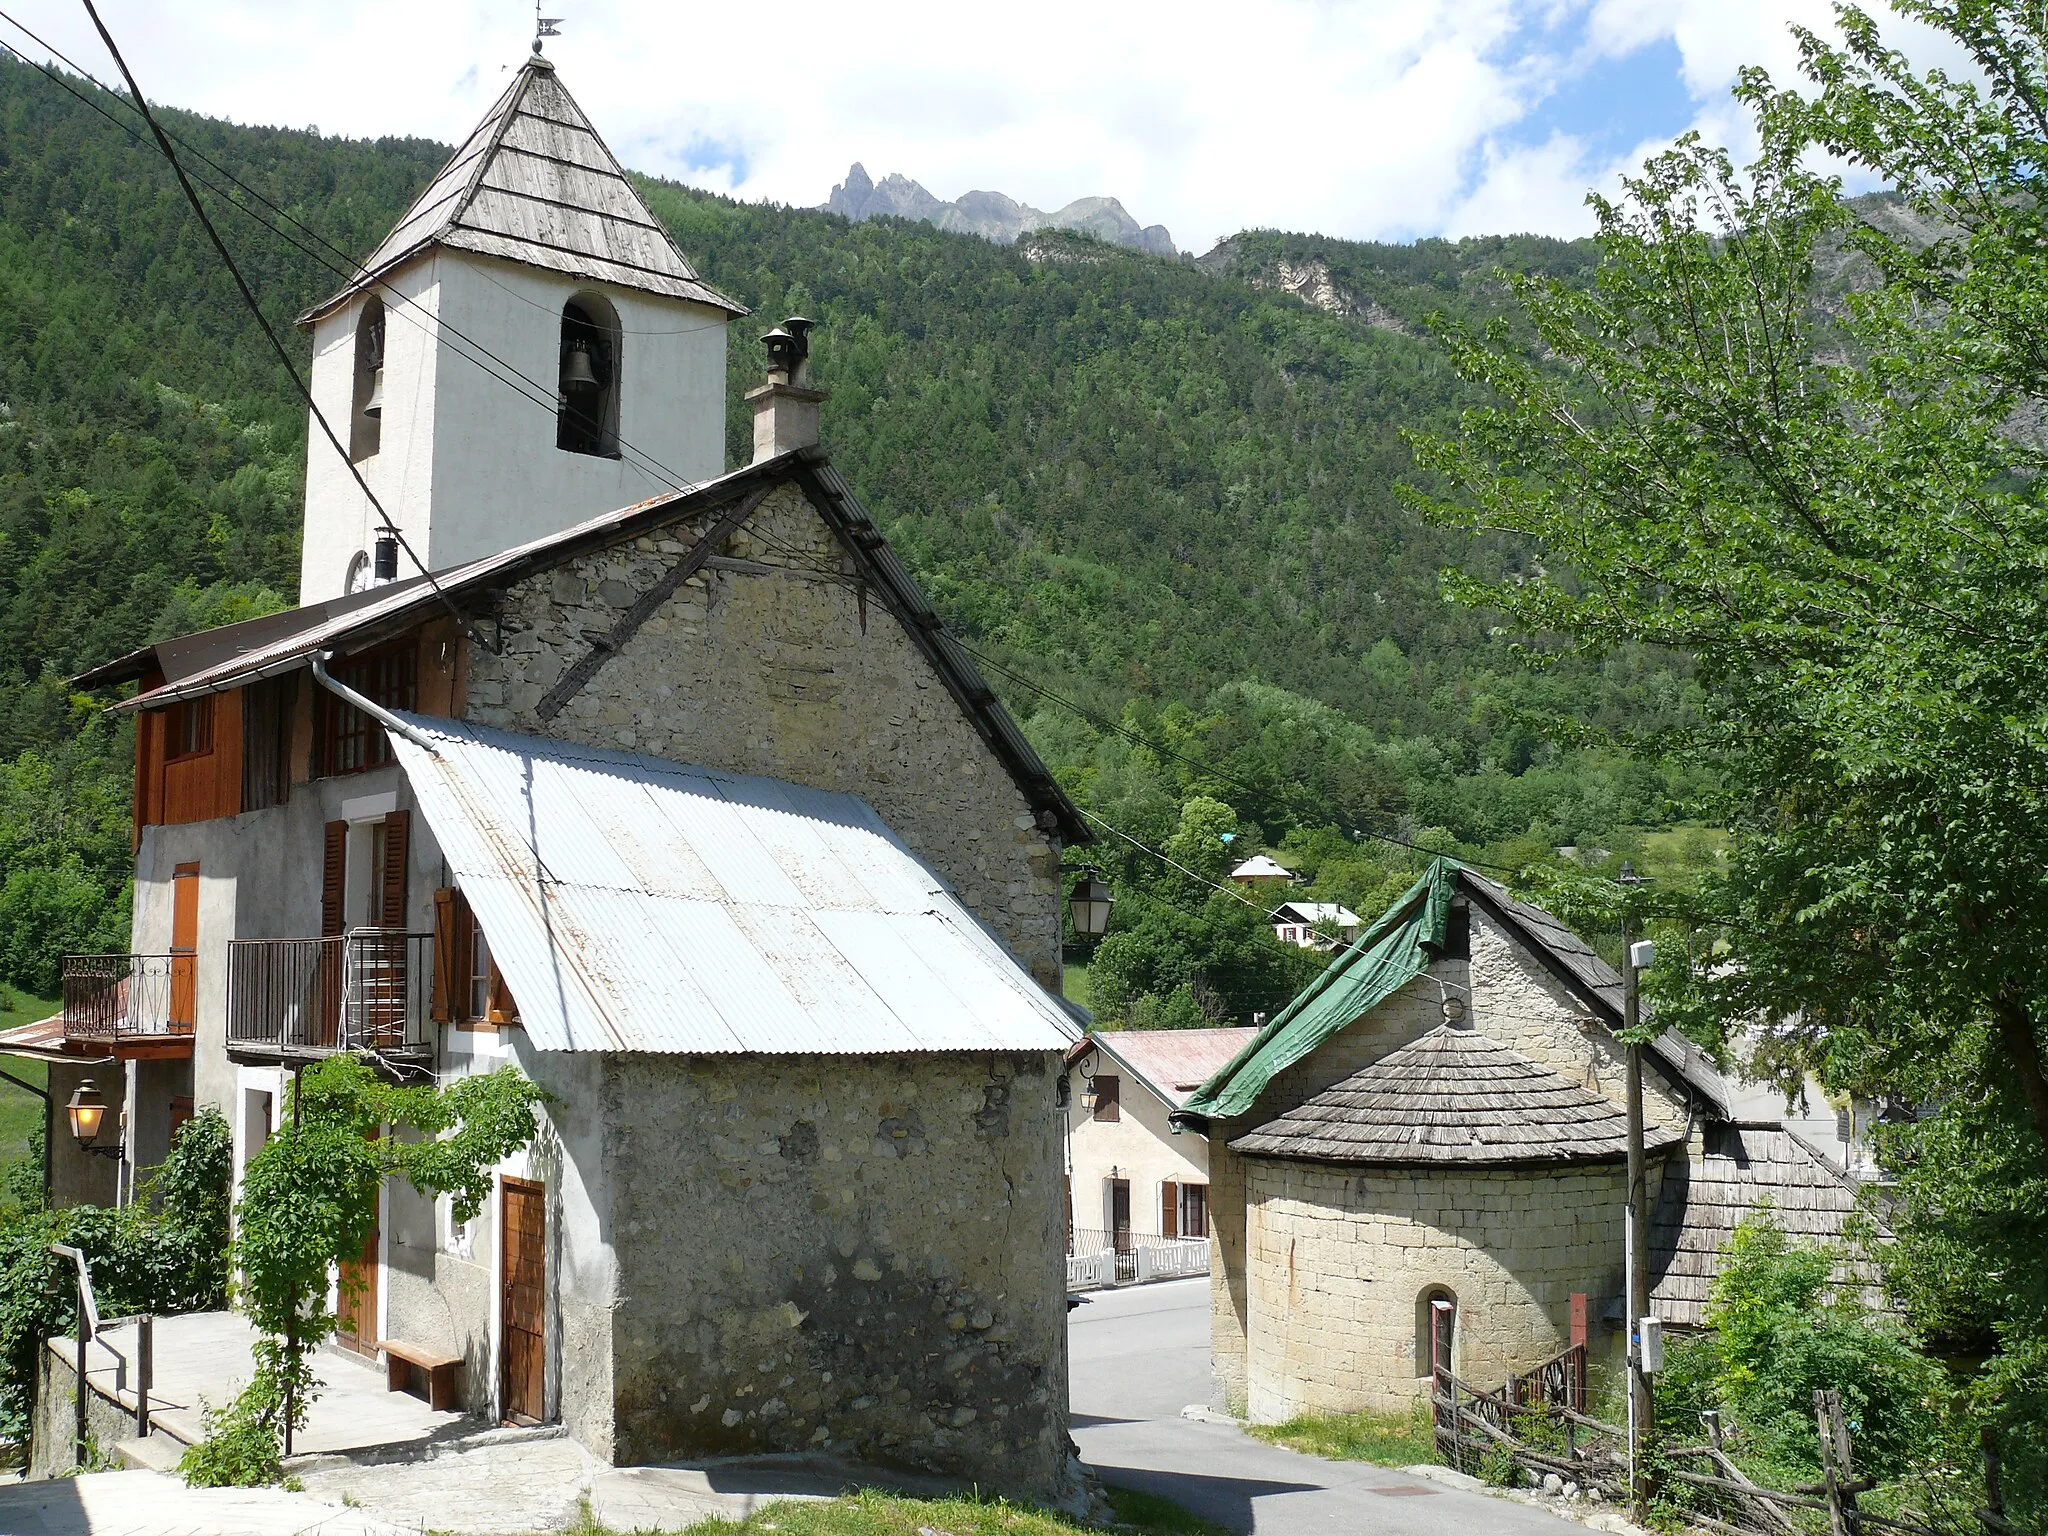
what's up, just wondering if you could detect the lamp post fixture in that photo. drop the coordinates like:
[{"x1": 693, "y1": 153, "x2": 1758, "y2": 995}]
[
  {"x1": 65, "y1": 1077, "x2": 123, "y2": 1160},
  {"x1": 1066, "y1": 869, "x2": 1115, "y2": 939},
  {"x1": 1617, "y1": 859, "x2": 1653, "y2": 1522}
]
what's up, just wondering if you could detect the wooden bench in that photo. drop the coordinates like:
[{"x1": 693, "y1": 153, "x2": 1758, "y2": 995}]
[{"x1": 377, "y1": 1339, "x2": 462, "y2": 1411}]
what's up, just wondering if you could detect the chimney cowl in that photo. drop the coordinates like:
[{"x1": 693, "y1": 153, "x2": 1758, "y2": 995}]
[{"x1": 747, "y1": 316, "x2": 828, "y2": 464}]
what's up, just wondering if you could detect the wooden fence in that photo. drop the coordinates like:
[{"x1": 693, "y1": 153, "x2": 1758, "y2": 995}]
[{"x1": 1434, "y1": 1368, "x2": 2018, "y2": 1536}]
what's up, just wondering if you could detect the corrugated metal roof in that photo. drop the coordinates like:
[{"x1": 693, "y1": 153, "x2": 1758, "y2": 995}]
[
  {"x1": 386, "y1": 713, "x2": 1079, "y2": 1055},
  {"x1": 301, "y1": 56, "x2": 743, "y2": 322}
]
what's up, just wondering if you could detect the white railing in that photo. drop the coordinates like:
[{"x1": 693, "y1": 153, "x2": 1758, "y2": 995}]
[{"x1": 1065, "y1": 1229, "x2": 1209, "y2": 1290}]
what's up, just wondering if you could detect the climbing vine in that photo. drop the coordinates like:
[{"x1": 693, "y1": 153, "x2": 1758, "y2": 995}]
[{"x1": 181, "y1": 1056, "x2": 543, "y2": 1486}]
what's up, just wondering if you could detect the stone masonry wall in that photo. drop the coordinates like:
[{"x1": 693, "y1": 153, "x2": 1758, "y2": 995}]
[
  {"x1": 1242, "y1": 1159, "x2": 1630, "y2": 1421},
  {"x1": 462, "y1": 482, "x2": 1063, "y2": 988},
  {"x1": 603, "y1": 1050, "x2": 1071, "y2": 1500}
]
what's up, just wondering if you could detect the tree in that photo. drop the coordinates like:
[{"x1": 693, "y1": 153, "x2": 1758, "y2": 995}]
[{"x1": 1408, "y1": 1, "x2": 2048, "y2": 1510}]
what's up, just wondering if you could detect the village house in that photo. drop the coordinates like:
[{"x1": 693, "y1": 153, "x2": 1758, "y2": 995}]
[
  {"x1": 11, "y1": 52, "x2": 1092, "y2": 1499},
  {"x1": 1174, "y1": 858, "x2": 1870, "y2": 1423},
  {"x1": 1269, "y1": 900, "x2": 1362, "y2": 951},
  {"x1": 1060, "y1": 1027, "x2": 1253, "y2": 1282}
]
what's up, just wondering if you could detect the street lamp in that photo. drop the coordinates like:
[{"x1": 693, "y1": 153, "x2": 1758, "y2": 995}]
[
  {"x1": 65, "y1": 1078, "x2": 123, "y2": 1159},
  {"x1": 1067, "y1": 870, "x2": 1115, "y2": 938}
]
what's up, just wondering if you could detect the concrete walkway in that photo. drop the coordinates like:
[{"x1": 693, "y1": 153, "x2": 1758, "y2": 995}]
[
  {"x1": 77, "y1": 1313, "x2": 467, "y2": 1459},
  {"x1": 0, "y1": 1469, "x2": 412, "y2": 1535},
  {"x1": 1070, "y1": 1277, "x2": 1594, "y2": 1535}
]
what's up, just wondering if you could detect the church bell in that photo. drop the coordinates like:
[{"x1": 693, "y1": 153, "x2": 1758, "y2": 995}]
[
  {"x1": 560, "y1": 343, "x2": 600, "y2": 392},
  {"x1": 364, "y1": 365, "x2": 385, "y2": 418}
]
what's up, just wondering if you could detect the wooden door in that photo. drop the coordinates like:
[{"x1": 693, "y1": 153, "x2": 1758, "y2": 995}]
[
  {"x1": 337, "y1": 1192, "x2": 380, "y2": 1356},
  {"x1": 169, "y1": 863, "x2": 199, "y2": 1030},
  {"x1": 501, "y1": 1177, "x2": 546, "y2": 1424}
]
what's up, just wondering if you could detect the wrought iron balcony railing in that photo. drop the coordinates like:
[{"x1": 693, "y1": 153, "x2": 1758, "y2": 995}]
[
  {"x1": 226, "y1": 929, "x2": 435, "y2": 1061},
  {"x1": 62, "y1": 953, "x2": 195, "y2": 1045}
]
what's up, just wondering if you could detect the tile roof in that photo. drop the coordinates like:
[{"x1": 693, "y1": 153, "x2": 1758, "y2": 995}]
[
  {"x1": 1229, "y1": 1024, "x2": 1688, "y2": 1167},
  {"x1": 388, "y1": 714, "x2": 1080, "y2": 1056},
  {"x1": 301, "y1": 56, "x2": 742, "y2": 322},
  {"x1": 1229, "y1": 856, "x2": 1293, "y2": 880},
  {"x1": 1084, "y1": 1027, "x2": 1262, "y2": 1108},
  {"x1": 1649, "y1": 1121, "x2": 1887, "y2": 1327}
]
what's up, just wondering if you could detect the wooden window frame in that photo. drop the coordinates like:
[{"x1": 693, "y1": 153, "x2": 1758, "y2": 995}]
[
  {"x1": 434, "y1": 885, "x2": 518, "y2": 1030},
  {"x1": 315, "y1": 643, "x2": 418, "y2": 779},
  {"x1": 166, "y1": 696, "x2": 215, "y2": 763}
]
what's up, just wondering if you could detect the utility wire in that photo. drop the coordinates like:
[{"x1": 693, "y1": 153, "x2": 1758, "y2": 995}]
[
  {"x1": 73, "y1": 0, "x2": 485, "y2": 648},
  {"x1": 0, "y1": 16, "x2": 711, "y2": 509}
]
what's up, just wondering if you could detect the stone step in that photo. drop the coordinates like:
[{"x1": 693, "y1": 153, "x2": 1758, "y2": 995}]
[{"x1": 113, "y1": 1435, "x2": 181, "y2": 1474}]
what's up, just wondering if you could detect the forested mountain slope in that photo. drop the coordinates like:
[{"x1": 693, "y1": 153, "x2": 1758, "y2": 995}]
[{"x1": 0, "y1": 55, "x2": 1704, "y2": 1016}]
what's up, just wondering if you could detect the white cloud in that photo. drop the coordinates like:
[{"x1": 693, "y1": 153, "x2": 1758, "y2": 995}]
[{"x1": 0, "y1": 0, "x2": 1973, "y2": 248}]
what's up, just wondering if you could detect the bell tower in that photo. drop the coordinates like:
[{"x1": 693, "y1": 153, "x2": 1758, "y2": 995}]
[{"x1": 296, "y1": 53, "x2": 744, "y2": 604}]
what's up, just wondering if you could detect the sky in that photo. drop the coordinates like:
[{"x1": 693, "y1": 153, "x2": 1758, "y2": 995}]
[{"x1": 1, "y1": 1, "x2": 1967, "y2": 255}]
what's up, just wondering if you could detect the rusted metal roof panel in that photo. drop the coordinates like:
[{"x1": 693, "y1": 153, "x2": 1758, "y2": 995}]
[
  {"x1": 1090, "y1": 1027, "x2": 1262, "y2": 1107},
  {"x1": 388, "y1": 714, "x2": 1077, "y2": 1055}
]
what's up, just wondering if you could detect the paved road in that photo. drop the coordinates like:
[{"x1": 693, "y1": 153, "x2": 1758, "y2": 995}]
[{"x1": 1070, "y1": 1277, "x2": 1581, "y2": 1536}]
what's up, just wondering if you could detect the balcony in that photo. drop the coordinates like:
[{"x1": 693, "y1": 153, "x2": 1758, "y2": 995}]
[
  {"x1": 226, "y1": 930, "x2": 435, "y2": 1066},
  {"x1": 61, "y1": 954, "x2": 197, "y2": 1058}
]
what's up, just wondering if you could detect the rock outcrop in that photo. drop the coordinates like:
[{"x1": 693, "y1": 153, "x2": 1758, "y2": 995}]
[{"x1": 824, "y1": 163, "x2": 1176, "y2": 255}]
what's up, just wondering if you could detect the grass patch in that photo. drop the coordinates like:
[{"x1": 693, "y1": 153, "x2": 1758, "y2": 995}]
[
  {"x1": 0, "y1": 987, "x2": 54, "y2": 1168},
  {"x1": 1250, "y1": 1402, "x2": 1435, "y2": 1468},
  {"x1": 1062, "y1": 963, "x2": 1091, "y2": 1011},
  {"x1": 559, "y1": 1486, "x2": 1229, "y2": 1536}
]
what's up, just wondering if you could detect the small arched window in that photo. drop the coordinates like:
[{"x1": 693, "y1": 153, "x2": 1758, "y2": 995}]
[
  {"x1": 1417, "y1": 1287, "x2": 1457, "y2": 1380},
  {"x1": 557, "y1": 292, "x2": 621, "y2": 458},
  {"x1": 349, "y1": 297, "x2": 386, "y2": 462}
]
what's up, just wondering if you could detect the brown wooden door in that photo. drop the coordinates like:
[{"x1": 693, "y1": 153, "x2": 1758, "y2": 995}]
[
  {"x1": 170, "y1": 863, "x2": 200, "y2": 1030},
  {"x1": 337, "y1": 1190, "x2": 380, "y2": 1356},
  {"x1": 501, "y1": 1177, "x2": 545, "y2": 1424}
]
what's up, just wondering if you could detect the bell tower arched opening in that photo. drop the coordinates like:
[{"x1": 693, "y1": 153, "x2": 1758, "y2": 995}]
[
  {"x1": 557, "y1": 293, "x2": 621, "y2": 458},
  {"x1": 1417, "y1": 1287, "x2": 1457, "y2": 1381},
  {"x1": 349, "y1": 297, "x2": 386, "y2": 462}
]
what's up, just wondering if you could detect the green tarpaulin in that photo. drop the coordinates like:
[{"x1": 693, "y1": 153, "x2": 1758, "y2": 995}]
[{"x1": 1178, "y1": 857, "x2": 1463, "y2": 1122}]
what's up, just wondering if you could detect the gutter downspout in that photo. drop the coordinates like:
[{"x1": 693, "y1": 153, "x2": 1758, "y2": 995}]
[{"x1": 309, "y1": 650, "x2": 441, "y2": 756}]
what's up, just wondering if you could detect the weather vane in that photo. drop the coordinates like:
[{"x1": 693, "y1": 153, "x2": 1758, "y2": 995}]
[{"x1": 534, "y1": 0, "x2": 563, "y2": 54}]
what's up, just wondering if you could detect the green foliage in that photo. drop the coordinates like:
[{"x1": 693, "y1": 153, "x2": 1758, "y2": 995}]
[
  {"x1": 0, "y1": 1106, "x2": 231, "y2": 1449},
  {"x1": 1477, "y1": 1439, "x2": 1522, "y2": 1488},
  {"x1": 177, "y1": 1382, "x2": 284, "y2": 1488},
  {"x1": 198, "y1": 1056, "x2": 543, "y2": 1482},
  {"x1": 1409, "y1": 6, "x2": 2048, "y2": 1516},
  {"x1": 1250, "y1": 1403, "x2": 1436, "y2": 1468}
]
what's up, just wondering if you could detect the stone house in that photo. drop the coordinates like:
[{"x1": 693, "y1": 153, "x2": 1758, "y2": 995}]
[
  {"x1": 1062, "y1": 1027, "x2": 1255, "y2": 1264},
  {"x1": 23, "y1": 52, "x2": 1089, "y2": 1499},
  {"x1": 1174, "y1": 858, "x2": 1868, "y2": 1423}
]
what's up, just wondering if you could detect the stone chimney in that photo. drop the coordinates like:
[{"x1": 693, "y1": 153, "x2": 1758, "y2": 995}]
[{"x1": 747, "y1": 316, "x2": 828, "y2": 463}]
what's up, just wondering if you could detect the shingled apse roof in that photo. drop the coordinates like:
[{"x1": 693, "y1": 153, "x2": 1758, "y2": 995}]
[
  {"x1": 1230, "y1": 1025, "x2": 1687, "y2": 1167},
  {"x1": 302, "y1": 54, "x2": 741, "y2": 321}
]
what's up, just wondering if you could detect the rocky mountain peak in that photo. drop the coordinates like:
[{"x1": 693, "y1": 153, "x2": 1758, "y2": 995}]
[{"x1": 824, "y1": 164, "x2": 1176, "y2": 256}]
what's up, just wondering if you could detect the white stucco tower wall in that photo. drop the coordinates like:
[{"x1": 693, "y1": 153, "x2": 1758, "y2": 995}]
[{"x1": 299, "y1": 255, "x2": 728, "y2": 603}]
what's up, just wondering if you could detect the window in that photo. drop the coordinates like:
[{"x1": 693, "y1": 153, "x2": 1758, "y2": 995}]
[
  {"x1": 1418, "y1": 1288, "x2": 1457, "y2": 1379},
  {"x1": 1179, "y1": 1182, "x2": 1208, "y2": 1239},
  {"x1": 168, "y1": 696, "x2": 214, "y2": 760},
  {"x1": 350, "y1": 298, "x2": 385, "y2": 462},
  {"x1": 556, "y1": 293, "x2": 620, "y2": 458},
  {"x1": 1091, "y1": 1073, "x2": 1121, "y2": 1122},
  {"x1": 433, "y1": 885, "x2": 518, "y2": 1027},
  {"x1": 316, "y1": 645, "x2": 417, "y2": 777}
]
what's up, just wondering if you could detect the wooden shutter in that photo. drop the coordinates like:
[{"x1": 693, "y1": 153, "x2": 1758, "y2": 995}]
[
  {"x1": 431, "y1": 888, "x2": 462, "y2": 1022},
  {"x1": 1161, "y1": 1180, "x2": 1178, "y2": 1239},
  {"x1": 1093, "y1": 1074, "x2": 1120, "y2": 1123},
  {"x1": 380, "y1": 810, "x2": 409, "y2": 926},
  {"x1": 486, "y1": 962, "x2": 519, "y2": 1025},
  {"x1": 321, "y1": 821, "x2": 347, "y2": 936}
]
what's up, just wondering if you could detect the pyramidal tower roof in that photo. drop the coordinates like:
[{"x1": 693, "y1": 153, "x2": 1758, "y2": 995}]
[{"x1": 305, "y1": 54, "x2": 742, "y2": 322}]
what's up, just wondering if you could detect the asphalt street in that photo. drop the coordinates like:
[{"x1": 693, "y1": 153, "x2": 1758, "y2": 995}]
[{"x1": 1069, "y1": 1276, "x2": 1584, "y2": 1536}]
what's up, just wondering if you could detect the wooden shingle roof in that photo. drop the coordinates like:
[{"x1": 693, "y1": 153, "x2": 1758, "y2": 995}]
[
  {"x1": 302, "y1": 55, "x2": 742, "y2": 322},
  {"x1": 1649, "y1": 1122, "x2": 1885, "y2": 1327},
  {"x1": 1229, "y1": 1025, "x2": 1687, "y2": 1168}
]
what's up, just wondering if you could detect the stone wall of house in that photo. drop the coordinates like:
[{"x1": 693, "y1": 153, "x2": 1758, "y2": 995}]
[
  {"x1": 1241, "y1": 1158, "x2": 1632, "y2": 1421},
  {"x1": 601, "y1": 1050, "x2": 1072, "y2": 1500},
  {"x1": 462, "y1": 482, "x2": 1064, "y2": 989}
]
